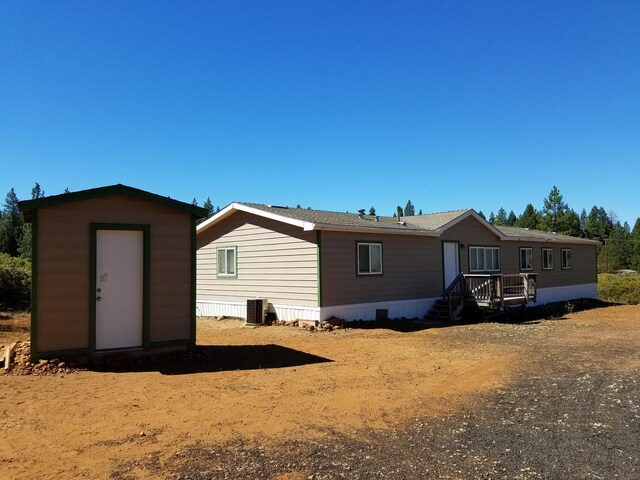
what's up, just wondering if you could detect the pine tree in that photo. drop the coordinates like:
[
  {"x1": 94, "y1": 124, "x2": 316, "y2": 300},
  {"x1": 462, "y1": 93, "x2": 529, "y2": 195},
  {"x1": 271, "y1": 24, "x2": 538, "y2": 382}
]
[
  {"x1": 18, "y1": 183, "x2": 46, "y2": 259},
  {"x1": 396, "y1": 206, "x2": 403, "y2": 218},
  {"x1": 579, "y1": 209, "x2": 588, "y2": 236},
  {"x1": 296, "y1": 204, "x2": 301, "y2": 209},
  {"x1": 507, "y1": 210, "x2": 517, "y2": 226},
  {"x1": 64, "y1": 187, "x2": 71, "y2": 194},
  {"x1": 418, "y1": 209, "x2": 423, "y2": 215},
  {"x1": 488, "y1": 211, "x2": 496, "y2": 224},
  {"x1": 516, "y1": 204, "x2": 539, "y2": 229},
  {"x1": 203, "y1": 197, "x2": 214, "y2": 217},
  {"x1": 584, "y1": 206, "x2": 611, "y2": 240},
  {"x1": 0, "y1": 188, "x2": 23, "y2": 256},
  {"x1": 369, "y1": 207, "x2": 376, "y2": 216},
  {"x1": 539, "y1": 186, "x2": 568, "y2": 233},
  {"x1": 494, "y1": 208, "x2": 508, "y2": 226},
  {"x1": 477, "y1": 211, "x2": 486, "y2": 220},
  {"x1": 191, "y1": 198, "x2": 199, "y2": 206},
  {"x1": 404, "y1": 200, "x2": 415, "y2": 216},
  {"x1": 630, "y1": 218, "x2": 640, "y2": 271}
]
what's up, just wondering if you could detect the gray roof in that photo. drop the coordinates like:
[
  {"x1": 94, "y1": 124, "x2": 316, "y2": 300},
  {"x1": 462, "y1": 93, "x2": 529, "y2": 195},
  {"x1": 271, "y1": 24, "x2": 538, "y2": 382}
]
[
  {"x1": 495, "y1": 225, "x2": 600, "y2": 244},
  {"x1": 240, "y1": 203, "x2": 471, "y2": 232},
  {"x1": 201, "y1": 202, "x2": 598, "y2": 245}
]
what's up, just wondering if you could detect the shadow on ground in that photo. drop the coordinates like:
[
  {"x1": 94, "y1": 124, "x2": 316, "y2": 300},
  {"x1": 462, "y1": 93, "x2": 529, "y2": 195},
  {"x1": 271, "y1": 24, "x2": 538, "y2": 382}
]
[
  {"x1": 89, "y1": 344, "x2": 332, "y2": 375},
  {"x1": 344, "y1": 298, "x2": 618, "y2": 332}
]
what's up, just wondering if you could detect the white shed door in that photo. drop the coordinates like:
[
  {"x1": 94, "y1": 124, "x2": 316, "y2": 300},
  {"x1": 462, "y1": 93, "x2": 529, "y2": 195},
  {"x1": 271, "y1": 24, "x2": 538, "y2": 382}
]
[
  {"x1": 443, "y1": 242, "x2": 460, "y2": 289},
  {"x1": 95, "y1": 230, "x2": 144, "y2": 350}
]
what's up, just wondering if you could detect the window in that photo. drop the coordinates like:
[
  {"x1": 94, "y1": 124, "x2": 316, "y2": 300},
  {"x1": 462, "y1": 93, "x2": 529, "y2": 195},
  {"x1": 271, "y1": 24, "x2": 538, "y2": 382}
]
[
  {"x1": 542, "y1": 248, "x2": 553, "y2": 270},
  {"x1": 520, "y1": 248, "x2": 533, "y2": 271},
  {"x1": 357, "y1": 242, "x2": 382, "y2": 275},
  {"x1": 561, "y1": 248, "x2": 572, "y2": 270},
  {"x1": 469, "y1": 246, "x2": 500, "y2": 272},
  {"x1": 217, "y1": 246, "x2": 237, "y2": 277}
]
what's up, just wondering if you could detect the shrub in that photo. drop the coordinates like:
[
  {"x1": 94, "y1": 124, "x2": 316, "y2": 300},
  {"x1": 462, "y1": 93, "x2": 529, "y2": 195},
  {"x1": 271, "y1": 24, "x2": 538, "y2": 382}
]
[
  {"x1": 598, "y1": 273, "x2": 640, "y2": 305},
  {"x1": 0, "y1": 253, "x2": 31, "y2": 309}
]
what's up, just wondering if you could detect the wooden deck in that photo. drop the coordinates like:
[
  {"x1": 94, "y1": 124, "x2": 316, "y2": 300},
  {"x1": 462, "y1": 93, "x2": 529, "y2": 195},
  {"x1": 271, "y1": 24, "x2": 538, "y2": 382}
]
[{"x1": 430, "y1": 273, "x2": 537, "y2": 321}]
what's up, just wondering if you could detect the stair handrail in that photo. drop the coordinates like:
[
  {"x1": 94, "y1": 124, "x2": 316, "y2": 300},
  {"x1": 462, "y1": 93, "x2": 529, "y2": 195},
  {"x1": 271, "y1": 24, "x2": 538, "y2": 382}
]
[{"x1": 443, "y1": 273, "x2": 466, "y2": 320}]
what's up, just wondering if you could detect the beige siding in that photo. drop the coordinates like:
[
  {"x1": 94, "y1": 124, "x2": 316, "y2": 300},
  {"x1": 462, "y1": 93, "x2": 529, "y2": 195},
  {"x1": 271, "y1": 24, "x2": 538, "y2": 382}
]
[
  {"x1": 320, "y1": 232, "x2": 443, "y2": 305},
  {"x1": 36, "y1": 195, "x2": 193, "y2": 352},
  {"x1": 196, "y1": 212, "x2": 318, "y2": 306}
]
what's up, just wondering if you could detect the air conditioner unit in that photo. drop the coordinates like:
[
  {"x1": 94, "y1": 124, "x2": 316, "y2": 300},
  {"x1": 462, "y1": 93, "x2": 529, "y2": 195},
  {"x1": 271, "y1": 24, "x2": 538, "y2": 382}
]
[{"x1": 246, "y1": 298, "x2": 268, "y2": 325}]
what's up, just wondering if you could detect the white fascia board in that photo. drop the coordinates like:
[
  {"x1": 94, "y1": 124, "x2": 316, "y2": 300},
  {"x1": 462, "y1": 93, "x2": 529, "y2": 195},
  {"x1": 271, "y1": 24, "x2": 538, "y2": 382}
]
[
  {"x1": 435, "y1": 209, "x2": 508, "y2": 240},
  {"x1": 313, "y1": 223, "x2": 440, "y2": 237},
  {"x1": 196, "y1": 202, "x2": 312, "y2": 234}
]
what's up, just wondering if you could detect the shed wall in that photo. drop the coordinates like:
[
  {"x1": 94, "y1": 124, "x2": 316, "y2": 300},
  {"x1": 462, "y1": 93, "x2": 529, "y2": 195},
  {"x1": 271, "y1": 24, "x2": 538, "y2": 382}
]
[{"x1": 36, "y1": 195, "x2": 193, "y2": 353}]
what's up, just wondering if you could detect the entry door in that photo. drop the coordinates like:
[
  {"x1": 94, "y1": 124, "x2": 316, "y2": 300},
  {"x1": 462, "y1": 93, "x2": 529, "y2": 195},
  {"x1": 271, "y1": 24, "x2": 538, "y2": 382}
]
[
  {"x1": 95, "y1": 230, "x2": 144, "y2": 350},
  {"x1": 443, "y1": 242, "x2": 460, "y2": 289}
]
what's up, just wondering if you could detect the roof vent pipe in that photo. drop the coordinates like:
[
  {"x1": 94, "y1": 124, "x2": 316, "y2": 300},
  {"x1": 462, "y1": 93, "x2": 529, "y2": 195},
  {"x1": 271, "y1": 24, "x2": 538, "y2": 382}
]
[
  {"x1": 397, "y1": 221, "x2": 406, "y2": 226},
  {"x1": 374, "y1": 216, "x2": 379, "y2": 222},
  {"x1": 358, "y1": 208, "x2": 366, "y2": 219}
]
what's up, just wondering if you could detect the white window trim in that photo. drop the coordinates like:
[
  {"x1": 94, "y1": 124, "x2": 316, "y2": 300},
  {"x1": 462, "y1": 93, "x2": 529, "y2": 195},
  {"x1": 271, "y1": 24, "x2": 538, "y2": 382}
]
[
  {"x1": 216, "y1": 246, "x2": 237, "y2": 278},
  {"x1": 469, "y1": 246, "x2": 501, "y2": 273},
  {"x1": 561, "y1": 248, "x2": 572, "y2": 270},
  {"x1": 542, "y1": 248, "x2": 554, "y2": 270},
  {"x1": 520, "y1": 247, "x2": 533, "y2": 271},
  {"x1": 357, "y1": 242, "x2": 383, "y2": 276}
]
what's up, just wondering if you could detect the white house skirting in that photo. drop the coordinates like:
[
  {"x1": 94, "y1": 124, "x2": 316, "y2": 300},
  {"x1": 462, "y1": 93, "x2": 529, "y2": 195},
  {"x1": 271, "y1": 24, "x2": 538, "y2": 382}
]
[
  {"x1": 197, "y1": 284, "x2": 598, "y2": 323},
  {"x1": 531, "y1": 282, "x2": 598, "y2": 306},
  {"x1": 319, "y1": 297, "x2": 440, "y2": 321},
  {"x1": 196, "y1": 299, "x2": 321, "y2": 321}
]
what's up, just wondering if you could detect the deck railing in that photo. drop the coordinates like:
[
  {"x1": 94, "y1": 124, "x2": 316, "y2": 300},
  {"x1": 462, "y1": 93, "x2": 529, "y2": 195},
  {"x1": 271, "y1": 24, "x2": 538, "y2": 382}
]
[{"x1": 464, "y1": 273, "x2": 537, "y2": 308}]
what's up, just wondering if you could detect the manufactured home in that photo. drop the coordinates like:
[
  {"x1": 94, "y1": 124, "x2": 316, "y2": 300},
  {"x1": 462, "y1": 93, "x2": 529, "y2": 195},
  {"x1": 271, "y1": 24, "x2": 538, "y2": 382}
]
[
  {"x1": 196, "y1": 203, "x2": 599, "y2": 322},
  {"x1": 20, "y1": 184, "x2": 207, "y2": 361}
]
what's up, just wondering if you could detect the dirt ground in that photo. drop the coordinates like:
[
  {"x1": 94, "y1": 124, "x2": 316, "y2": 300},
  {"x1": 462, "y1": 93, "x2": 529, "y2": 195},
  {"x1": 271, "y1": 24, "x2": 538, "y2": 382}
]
[{"x1": 1, "y1": 305, "x2": 638, "y2": 479}]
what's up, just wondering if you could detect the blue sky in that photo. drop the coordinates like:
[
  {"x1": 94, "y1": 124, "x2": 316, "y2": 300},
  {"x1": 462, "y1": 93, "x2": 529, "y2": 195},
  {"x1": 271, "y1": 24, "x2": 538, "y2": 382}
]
[{"x1": 1, "y1": 1, "x2": 638, "y2": 224}]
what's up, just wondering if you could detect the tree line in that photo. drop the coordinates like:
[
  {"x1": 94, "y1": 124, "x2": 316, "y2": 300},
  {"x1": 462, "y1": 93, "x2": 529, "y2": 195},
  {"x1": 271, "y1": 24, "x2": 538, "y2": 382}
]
[
  {"x1": 1, "y1": 184, "x2": 638, "y2": 272},
  {"x1": 0, "y1": 184, "x2": 218, "y2": 261},
  {"x1": 476, "y1": 186, "x2": 640, "y2": 273}
]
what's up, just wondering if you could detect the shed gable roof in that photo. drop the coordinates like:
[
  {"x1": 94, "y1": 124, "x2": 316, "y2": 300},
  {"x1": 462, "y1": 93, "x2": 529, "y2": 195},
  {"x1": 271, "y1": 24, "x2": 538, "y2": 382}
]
[{"x1": 19, "y1": 184, "x2": 208, "y2": 222}]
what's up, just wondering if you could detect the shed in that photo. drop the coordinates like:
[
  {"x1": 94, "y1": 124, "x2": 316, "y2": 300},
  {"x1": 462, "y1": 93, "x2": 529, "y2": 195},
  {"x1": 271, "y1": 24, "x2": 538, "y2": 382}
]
[{"x1": 19, "y1": 184, "x2": 208, "y2": 361}]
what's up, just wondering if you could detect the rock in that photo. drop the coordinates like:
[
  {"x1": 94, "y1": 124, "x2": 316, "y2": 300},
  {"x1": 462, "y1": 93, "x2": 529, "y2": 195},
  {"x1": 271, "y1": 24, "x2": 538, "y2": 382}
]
[
  {"x1": 322, "y1": 323, "x2": 333, "y2": 331},
  {"x1": 140, "y1": 431, "x2": 146, "y2": 437},
  {"x1": 39, "y1": 359, "x2": 49, "y2": 365}
]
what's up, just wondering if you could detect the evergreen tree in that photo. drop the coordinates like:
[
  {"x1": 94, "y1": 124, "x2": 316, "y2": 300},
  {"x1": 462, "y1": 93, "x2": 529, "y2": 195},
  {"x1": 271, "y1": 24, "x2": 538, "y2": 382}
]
[
  {"x1": 403, "y1": 200, "x2": 415, "y2": 216},
  {"x1": 191, "y1": 198, "x2": 199, "y2": 206},
  {"x1": 516, "y1": 203, "x2": 539, "y2": 229},
  {"x1": 630, "y1": 218, "x2": 640, "y2": 271},
  {"x1": 0, "y1": 188, "x2": 23, "y2": 256},
  {"x1": 564, "y1": 209, "x2": 583, "y2": 237},
  {"x1": 539, "y1": 186, "x2": 568, "y2": 233},
  {"x1": 369, "y1": 206, "x2": 376, "y2": 216},
  {"x1": 477, "y1": 211, "x2": 486, "y2": 220},
  {"x1": 579, "y1": 208, "x2": 588, "y2": 236},
  {"x1": 602, "y1": 221, "x2": 632, "y2": 272},
  {"x1": 18, "y1": 183, "x2": 46, "y2": 259},
  {"x1": 396, "y1": 206, "x2": 403, "y2": 218},
  {"x1": 418, "y1": 209, "x2": 423, "y2": 215},
  {"x1": 507, "y1": 210, "x2": 517, "y2": 226},
  {"x1": 584, "y1": 206, "x2": 611, "y2": 240},
  {"x1": 488, "y1": 211, "x2": 496, "y2": 224},
  {"x1": 494, "y1": 208, "x2": 508, "y2": 226},
  {"x1": 64, "y1": 187, "x2": 71, "y2": 194},
  {"x1": 296, "y1": 204, "x2": 301, "y2": 209},
  {"x1": 203, "y1": 197, "x2": 214, "y2": 217}
]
